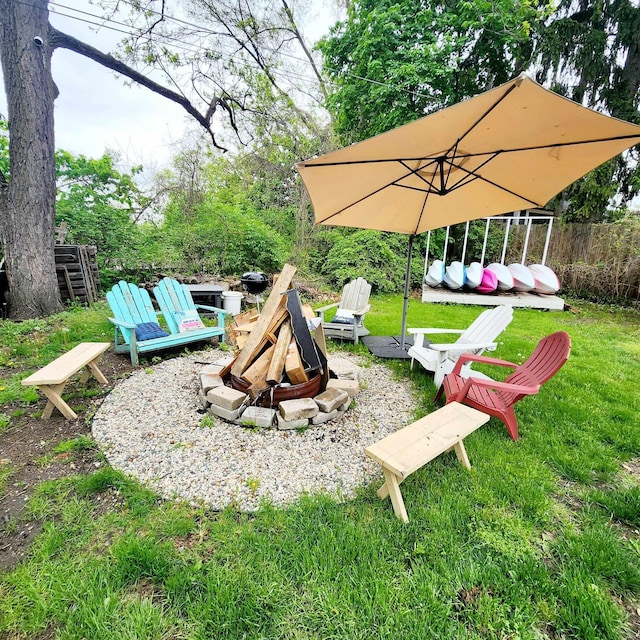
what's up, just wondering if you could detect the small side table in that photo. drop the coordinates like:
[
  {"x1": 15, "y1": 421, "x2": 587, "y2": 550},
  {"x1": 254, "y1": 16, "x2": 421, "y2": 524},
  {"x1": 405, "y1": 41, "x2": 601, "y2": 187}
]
[{"x1": 186, "y1": 284, "x2": 224, "y2": 311}]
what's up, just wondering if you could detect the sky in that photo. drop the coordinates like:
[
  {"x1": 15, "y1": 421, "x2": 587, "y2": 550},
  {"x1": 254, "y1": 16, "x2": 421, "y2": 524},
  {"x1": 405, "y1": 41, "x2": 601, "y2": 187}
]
[{"x1": 0, "y1": 0, "x2": 337, "y2": 172}]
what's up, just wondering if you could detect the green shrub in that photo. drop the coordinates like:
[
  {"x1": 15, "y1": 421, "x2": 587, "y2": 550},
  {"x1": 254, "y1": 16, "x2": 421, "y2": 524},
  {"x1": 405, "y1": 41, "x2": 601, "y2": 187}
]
[{"x1": 320, "y1": 229, "x2": 421, "y2": 292}]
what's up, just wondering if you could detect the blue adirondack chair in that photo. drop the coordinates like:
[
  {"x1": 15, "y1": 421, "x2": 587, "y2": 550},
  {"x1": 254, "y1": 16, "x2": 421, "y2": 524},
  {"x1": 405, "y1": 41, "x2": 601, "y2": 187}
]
[
  {"x1": 153, "y1": 277, "x2": 227, "y2": 337},
  {"x1": 106, "y1": 280, "x2": 227, "y2": 366}
]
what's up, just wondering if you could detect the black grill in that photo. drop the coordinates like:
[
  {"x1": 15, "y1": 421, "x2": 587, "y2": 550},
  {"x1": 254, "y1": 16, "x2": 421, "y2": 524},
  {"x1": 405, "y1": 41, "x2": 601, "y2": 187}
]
[{"x1": 240, "y1": 271, "x2": 269, "y2": 294}]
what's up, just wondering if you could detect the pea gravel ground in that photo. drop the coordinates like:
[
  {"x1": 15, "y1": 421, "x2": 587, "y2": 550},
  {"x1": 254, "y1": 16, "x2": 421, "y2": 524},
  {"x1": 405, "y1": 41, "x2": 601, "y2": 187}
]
[{"x1": 92, "y1": 350, "x2": 416, "y2": 512}]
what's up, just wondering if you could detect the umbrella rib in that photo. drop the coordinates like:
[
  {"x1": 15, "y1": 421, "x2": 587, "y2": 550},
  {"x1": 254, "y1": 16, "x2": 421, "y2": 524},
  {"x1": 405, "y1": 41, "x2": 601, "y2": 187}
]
[
  {"x1": 452, "y1": 134, "x2": 640, "y2": 159},
  {"x1": 441, "y1": 140, "x2": 461, "y2": 192},
  {"x1": 399, "y1": 159, "x2": 442, "y2": 193},
  {"x1": 445, "y1": 161, "x2": 543, "y2": 207},
  {"x1": 413, "y1": 188, "x2": 431, "y2": 235},
  {"x1": 299, "y1": 133, "x2": 640, "y2": 169},
  {"x1": 445, "y1": 82, "x2": 520, "y2": 155},
  {"x1": 441, "y1": 152, "x2": 500, "y2": 191}
]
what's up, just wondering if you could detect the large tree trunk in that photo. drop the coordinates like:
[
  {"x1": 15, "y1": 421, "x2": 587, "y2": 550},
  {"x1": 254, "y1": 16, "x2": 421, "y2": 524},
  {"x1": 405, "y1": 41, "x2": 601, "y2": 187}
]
[{"x1": 0, "y1": 0, "x2": 62, "y2": 318}]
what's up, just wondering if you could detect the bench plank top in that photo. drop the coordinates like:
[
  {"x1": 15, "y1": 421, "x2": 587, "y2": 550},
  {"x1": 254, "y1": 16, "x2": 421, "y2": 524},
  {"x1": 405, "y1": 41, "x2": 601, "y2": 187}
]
[
  {"x1": 22, "y1": 342, "x2": 111, "y2": 386},
  {"x1": 365, "y1": 402, "x2": 490, "y2": 479}
]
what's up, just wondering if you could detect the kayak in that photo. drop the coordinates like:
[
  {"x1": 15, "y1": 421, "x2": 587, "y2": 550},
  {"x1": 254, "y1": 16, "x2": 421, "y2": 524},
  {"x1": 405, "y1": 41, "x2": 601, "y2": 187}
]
[
  {"x1": 476, "y1": 267, "x2": 498, "y2": 293},
  {"x1": 508, "y1": 263, "x2": 535, "y2": 292},
  {"x1": 443, "y1": 261, "x2": 466, "y2": 289},
  {"x1": 529, "y1": 264, "x2": 560, "y2": 294},
  {"x1": 424, "y1": 259, "x2": 445, "y2": 287},
  {"x1": 485, "y1": 263, "x2": 514, "y2": 291},
  {"x1": 465, "y1": 262, "x2": 484, "y2": 289}
]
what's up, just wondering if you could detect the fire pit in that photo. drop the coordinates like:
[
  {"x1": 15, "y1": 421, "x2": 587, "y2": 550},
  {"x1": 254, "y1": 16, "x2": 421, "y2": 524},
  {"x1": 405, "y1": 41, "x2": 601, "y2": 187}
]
[
  {"x1": 229, "y1": 372, "x2": 322, "y2": 407},
  {"x1": 198, "y1": 355, "x2": 358, "y2": 430},
  {"x1": 198, "y1": 264, "x2": 359, "y2": 429}
]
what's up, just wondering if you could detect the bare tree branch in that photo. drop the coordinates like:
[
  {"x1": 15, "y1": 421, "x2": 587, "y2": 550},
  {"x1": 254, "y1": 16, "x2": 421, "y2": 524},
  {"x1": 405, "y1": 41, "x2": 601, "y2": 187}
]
[
  {"x1": 48, "y1": 25, "x2": 240, "y2": 151},
  {"x1": 280, "y1": 0, "x2": 328, "y2": 100}
]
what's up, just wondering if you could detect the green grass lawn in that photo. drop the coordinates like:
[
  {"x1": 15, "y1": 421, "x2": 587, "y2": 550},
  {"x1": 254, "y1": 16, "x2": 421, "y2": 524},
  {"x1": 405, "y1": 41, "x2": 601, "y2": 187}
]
[{"x1": 1, "y1": 296, "x2": 639, "y2": 639}]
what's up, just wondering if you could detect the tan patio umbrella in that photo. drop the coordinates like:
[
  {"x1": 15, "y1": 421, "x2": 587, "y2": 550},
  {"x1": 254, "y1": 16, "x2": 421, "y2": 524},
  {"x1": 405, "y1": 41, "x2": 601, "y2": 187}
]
[{"x1": 297, "y1": 74, "x2": 640, "y2": 350}]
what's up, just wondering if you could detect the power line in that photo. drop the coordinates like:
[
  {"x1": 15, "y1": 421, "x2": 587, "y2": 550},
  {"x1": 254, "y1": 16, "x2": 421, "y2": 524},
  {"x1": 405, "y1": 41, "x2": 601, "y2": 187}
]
[
  {"x1": 49, "y1": 2, "x2": 347, "y2": 97},
  {"x1": 65, "y1": 0, "x2": 434, "y2": 101},
  {"x1": 48, "y1": 2, "x2": 332, "y2": 91},
  {"x1": 18, "y1": 0, "x2": 640, "y2": 117},
  {"x1": 49, "y1": 3, "x2": 206, "y2": 57}
]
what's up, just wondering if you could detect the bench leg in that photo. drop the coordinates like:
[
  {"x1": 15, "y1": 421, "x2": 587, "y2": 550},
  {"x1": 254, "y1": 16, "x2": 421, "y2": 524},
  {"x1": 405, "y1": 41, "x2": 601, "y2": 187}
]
[
  {"x1": 86, "y1": 359, "x2": 109, "y2": 385},
  {"x1": 453, "y1": 439, "x2": 471, "y2": 469},
  {"x1": 382, "y1": 468, "x2": 409, "y2": 523},
  {"x1": 376, "y1": 474, "x2": 406, "y2": 500},
  {"x1": 39, "y1": 383, "x2": 77, "y2": 420}
]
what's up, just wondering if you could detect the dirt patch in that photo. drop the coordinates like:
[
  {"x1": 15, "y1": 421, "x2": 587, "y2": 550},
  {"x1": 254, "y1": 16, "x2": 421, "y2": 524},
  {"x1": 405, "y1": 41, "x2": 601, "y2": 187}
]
[{"x1": 0, "y1": 351, "x2": 135, "y2": 572}]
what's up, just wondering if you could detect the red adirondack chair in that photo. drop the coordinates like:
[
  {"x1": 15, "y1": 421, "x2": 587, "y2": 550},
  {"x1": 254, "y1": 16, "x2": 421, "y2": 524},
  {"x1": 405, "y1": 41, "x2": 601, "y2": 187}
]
[{"x1": 435, "y1": 331, "x2": 571, "y2": 440}]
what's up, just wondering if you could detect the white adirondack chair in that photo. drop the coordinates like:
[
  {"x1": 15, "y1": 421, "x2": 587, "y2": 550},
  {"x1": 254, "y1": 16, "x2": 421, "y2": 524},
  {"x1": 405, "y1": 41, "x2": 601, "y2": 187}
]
[
  {"x1": 315, "y1": 277, "x2": 372, "y2": 344},
  {"x1": 407, "y1": 305, "x2": 514, "y2": 387}
]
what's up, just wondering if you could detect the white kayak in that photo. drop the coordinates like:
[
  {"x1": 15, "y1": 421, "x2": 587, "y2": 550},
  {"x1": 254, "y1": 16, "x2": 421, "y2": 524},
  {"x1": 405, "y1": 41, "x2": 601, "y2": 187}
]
[
  {"x1": 508, "y1": 263, "x2": 535, "y2": 292},
  {"x1": 465, "y1": 262, "x2": 484, "y2": 289},
  {"x1": 485, "y1": 263, "x2": 514, "y2": 291},
  {"x1": 424, "y1": 259, "x2": 445, "y2": 287},
  {"x1": 443, "y1": 261, "x2": 466, "y2": 289},
  {"x1": 529, "y1": 264, "x2": 560, "y2": 295}
]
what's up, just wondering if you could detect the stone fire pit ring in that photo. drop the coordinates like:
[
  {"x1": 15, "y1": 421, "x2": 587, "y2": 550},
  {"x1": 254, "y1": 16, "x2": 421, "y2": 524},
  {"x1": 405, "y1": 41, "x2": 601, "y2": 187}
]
[{"x1": 198, "y1": 354, "x2": 361, "y2": 430}]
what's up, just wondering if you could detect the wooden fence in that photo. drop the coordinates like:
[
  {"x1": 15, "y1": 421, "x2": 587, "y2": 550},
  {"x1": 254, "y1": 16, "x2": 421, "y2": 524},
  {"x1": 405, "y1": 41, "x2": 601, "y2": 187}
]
[{"x1": 506, "y1": 222, "x2": 640, "y2": 303}]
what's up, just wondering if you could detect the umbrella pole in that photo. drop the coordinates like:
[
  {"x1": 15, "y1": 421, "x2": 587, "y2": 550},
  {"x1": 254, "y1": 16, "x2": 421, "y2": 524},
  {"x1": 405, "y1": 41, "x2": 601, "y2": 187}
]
[{"x1": 400, "y1": 234, "x2": 415, "y2": 350}]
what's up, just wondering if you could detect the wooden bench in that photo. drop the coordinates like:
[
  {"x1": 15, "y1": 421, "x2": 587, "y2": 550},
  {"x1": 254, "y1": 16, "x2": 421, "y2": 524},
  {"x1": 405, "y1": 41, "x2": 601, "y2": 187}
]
[
  {"x1": 365, "y1": 402, "x2": 490, "y2": 522},
  {"x1": 22, "y1": 342, "x2": 111, "y2": 420}
]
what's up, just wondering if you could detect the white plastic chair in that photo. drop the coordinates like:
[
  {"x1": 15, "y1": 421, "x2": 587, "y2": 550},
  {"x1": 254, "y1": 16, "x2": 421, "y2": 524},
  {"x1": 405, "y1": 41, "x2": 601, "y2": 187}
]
[{"x1": 407, "y1": 305, "x2": 514, "y2": 387}]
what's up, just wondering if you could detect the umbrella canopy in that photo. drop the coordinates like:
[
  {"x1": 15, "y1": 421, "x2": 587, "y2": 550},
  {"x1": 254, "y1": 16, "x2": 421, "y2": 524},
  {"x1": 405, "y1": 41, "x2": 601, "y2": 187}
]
[
  {"x1": 297, "y1": 74, "x2": 640, "y2": 350},
  {"x1": 298, "y1": 74, "x2": 640, "y2": 234}
]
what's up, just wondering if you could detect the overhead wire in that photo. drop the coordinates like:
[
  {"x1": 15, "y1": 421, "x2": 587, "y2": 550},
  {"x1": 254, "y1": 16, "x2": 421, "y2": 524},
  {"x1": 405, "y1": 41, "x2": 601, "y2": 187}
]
[
  {"x1": 47, "y1": 0, "x2": 433, "y2": 101},
  {"x1": 44, "y1": 2, "x2": 331, "y2": 107},
  {"x1": 15, "y1": 0, "x2": 640, "y2": 119}
]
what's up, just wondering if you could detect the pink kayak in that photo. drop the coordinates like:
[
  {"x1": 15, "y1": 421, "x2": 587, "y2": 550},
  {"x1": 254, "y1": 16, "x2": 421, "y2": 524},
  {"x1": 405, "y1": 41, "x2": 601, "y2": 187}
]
[
  {"x1": 485, "y1": 263, "x2": 514, "y2": 291},
  {"x1": 476, "y1": 267, "x2": 498, "y2": 293}
]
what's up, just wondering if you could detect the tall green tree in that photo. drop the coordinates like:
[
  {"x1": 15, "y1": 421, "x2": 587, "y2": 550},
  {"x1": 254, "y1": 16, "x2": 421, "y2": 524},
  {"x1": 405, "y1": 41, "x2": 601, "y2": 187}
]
[
  {"x1": 534, "y1": 0, "x2": 640, "y2": 220},
  {"x1": 319, "y1": 0, "x2": 548, "y2": 142},
  {"x1": 0, "y1": 0, "x2": 247, "y2": 319},
  {"x1": 0, "y1": 0, "x2": 330, "y2": 318},
  {"x1": 145, "y1": 152, "x2": 289, "y2": 275},
  {"x1": 1, "y1": 122, "x2": 149, "y2": 286},
  {"x1": 55, "y1": 151, "x2": 148, "y2": 286}
]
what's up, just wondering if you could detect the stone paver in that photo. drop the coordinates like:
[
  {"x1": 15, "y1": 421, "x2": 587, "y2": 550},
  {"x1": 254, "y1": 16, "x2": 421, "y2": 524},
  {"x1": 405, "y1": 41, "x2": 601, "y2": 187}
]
[
  {"x1": 326, "y1": 378, "x2": 359, "y2": 398},
  {"x1": 278, "y1": 398, "x2": 319, "y2": 420},
  {"x1": 314, "y1": 388, "x2": 349, "y2": 412},
  {"x1": 208, "y1": 386, "x2": 247, "y2": 410},
  {"x1": 242, "y1": 406, "x2": 276, "y2": 428}
]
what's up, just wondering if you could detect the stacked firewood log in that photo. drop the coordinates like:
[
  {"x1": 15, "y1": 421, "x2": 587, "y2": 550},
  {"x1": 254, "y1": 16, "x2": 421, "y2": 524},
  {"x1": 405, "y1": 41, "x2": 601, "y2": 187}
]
[{"x1": 222, "y1": 264, "x2": 329, "y2": 400}]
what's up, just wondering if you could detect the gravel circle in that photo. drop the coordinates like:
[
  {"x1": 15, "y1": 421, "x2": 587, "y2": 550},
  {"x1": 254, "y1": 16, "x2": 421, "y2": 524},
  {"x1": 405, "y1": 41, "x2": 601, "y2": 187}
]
[{"x1": 92, "y1": 350, "x2": 416, "y2": 511}]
